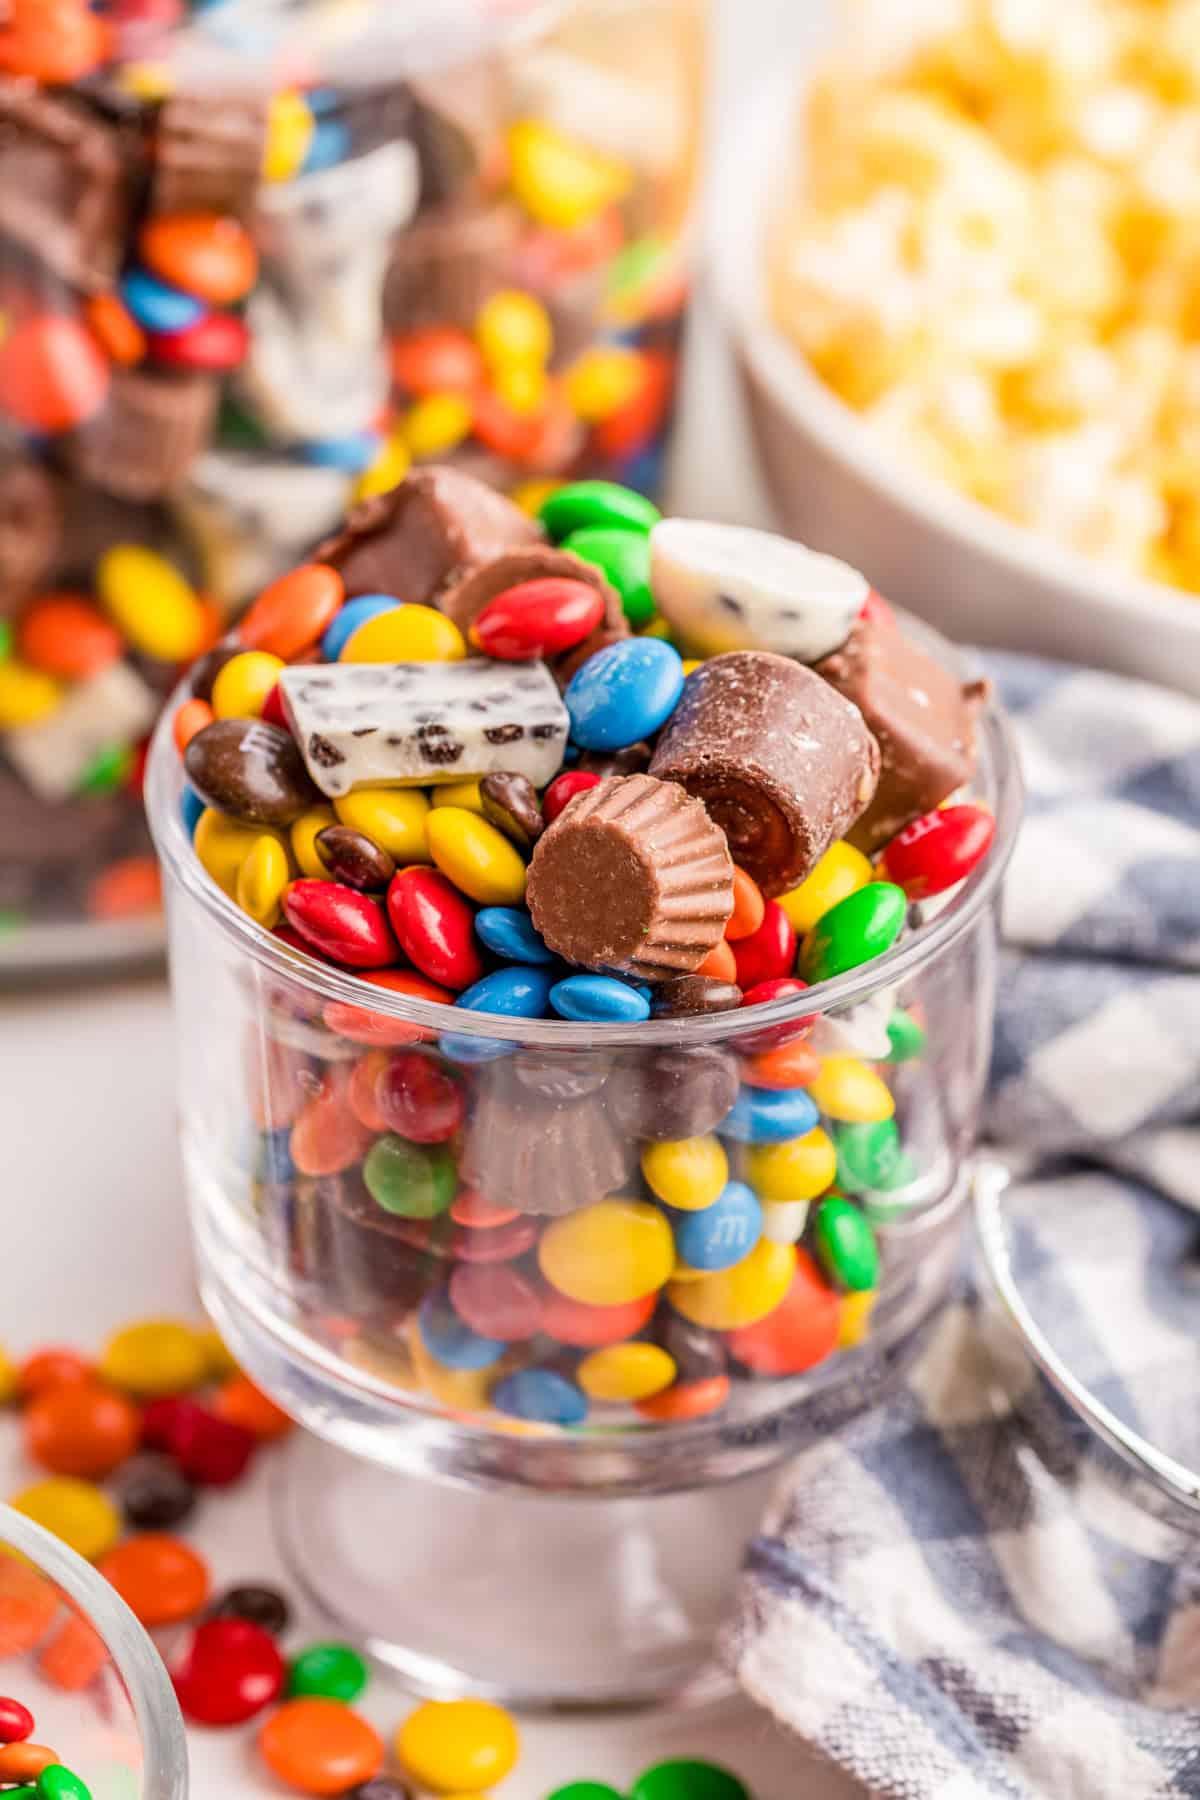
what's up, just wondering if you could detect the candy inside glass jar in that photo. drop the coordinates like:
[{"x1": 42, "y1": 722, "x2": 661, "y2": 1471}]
[
  {"x1": 0, "y1": 0, "x2": 703, "y2": 970},
  {"x1": 147, "y1": 468, "x2": 1020, "y2": 1700}
]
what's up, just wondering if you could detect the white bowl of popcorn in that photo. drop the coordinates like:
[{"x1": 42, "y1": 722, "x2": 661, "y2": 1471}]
[{"x1": 711, "y1": 1, "x2": 1200, "y2": 694}]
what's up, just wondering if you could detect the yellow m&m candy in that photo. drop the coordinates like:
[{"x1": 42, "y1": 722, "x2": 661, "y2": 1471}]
[
  {"x1": 667, "y1": 1239, "x2": 795, "y2": 1331},
  {"x1": 0, "y1": 659, "x2": 61, "y2": 728},
  {"x1": 333, "y1": 789, "x2": 430, "y2": 863},
  {"x1": 99, "y1": 1318, "x2": 207, "y2": 1398},
  {"x1": 211, "y1": 651, "x2": 285, "y2": 721},
  {"x1": 507, "y1": 119, "x2": 632, "y2": 231},
  {"x1": 577, "y1": 1343, "x2": 676, "y2": 1403},
  {"x1": 290, "y1": 806, "x2": 338, "y2": 879},
  {"x1": 236, "y1": 834, "x2": 290, "y2": 929},
  {"x1": 341, "y1": 604, "x2": 466, "y2": 665},
  {"x1": 640, "y1": 1136, "x2": 728, "y2": 1211},
  {"x1": 97, "y1": 545, "x2": 204, "y2": 663},
  {"x1": 195, "y1": 809, "x2": 285, "y2": 898},
  {"x1": 540, "y1": 1200, "x2": 674, "y2": 1308},
  {"x1": 430, "y1": 779, "x2": 483, "y2": 814},
  {"x1": 397, "y1": 1699, "x2": 519, "y2": 1794},
  {"x1": 777, "y1": 842, "x2": 872, "y2": 936},
  {"x1": 11, "y1": 1478, "x2": 120, "y2": 1561},
  {"x1": 744, "y1": 1127, "x2": 837, "y2": 1204},
  {"x1": 809, "y1": 1056, "x2": 896, "y2": 1123},
  {"x1": 426, "y1": 807, "x2": 526, "y2": 906}
]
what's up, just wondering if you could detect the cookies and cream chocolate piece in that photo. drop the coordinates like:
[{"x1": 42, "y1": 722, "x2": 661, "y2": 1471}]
[
  {"x1": 280, "y1": 658, "x2": 569, "y2": 799},
  {"x1": 174, "y1": 452, "x2": 351, "y2": 604},
  {"x1": 649, "y1": 651, "x2": 880, "y2": 898},
  {"x1": 650, "y1": 520, "x2": 866, "y2": 663},
  {"x1": 813, "y1": 610, "x2": 986, "y2": 853},
  {"x1": 314, "y1": 465, "x2": 543, "y2": 605},
  {"x1": 526, "y1": 773, "x2": 734, "y2": 980},
  {"x1": 4, "y1": 661, "x2": 156, "y2": 801}
]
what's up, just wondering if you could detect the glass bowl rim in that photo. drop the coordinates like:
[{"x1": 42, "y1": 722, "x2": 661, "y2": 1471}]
[
  {"x1": 145, "y1": 630, "x2": 1023, "y2": 1050},
  {"x1": 0, "y1": 1504, "x2": 189, "y2": 1799},
  {"x1": 973, "y1": 1163, "x2": 1200, "y2": 1522}
]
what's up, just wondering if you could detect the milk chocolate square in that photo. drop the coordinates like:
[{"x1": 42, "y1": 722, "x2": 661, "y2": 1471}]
[
  {"x1": 67, "y1": 369, "x2": 218, "y2": 502},
  {"x1": 151, "y1": 90, "x2": 268, "y2": 218},
  {"x1": 0, "y1": 78, "x2": 132, "y2": 289}
]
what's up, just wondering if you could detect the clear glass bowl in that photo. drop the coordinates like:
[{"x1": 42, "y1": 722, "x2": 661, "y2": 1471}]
[
  {"x1": 146, "y1": 621, "x2": 1020, "y2": 1702},
  {"x1": 0, "y1": 0, "x2": 703, "y2": 975},
  {"x1": 0, "y1": 1505, "x2": 188, "y2": 1799}
]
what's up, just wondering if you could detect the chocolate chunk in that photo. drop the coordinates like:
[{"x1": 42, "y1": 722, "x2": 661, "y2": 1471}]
[
  {"x1": 382, "y1": 200, "x2": 521, "y2": 333},
  {"x1": 813, "y1": 611, "x2": 986, "y2": 854},
  {"x1": 0, "y1": 456, "x2": 59, "y2": 618},
  {"x1": 313, "y1": 465, "x2": 543, "y2": 606},
  {"x1": 479, "y1": 771, "x2": 544, "y2": 850},
  {"x1": 576, "y1": 741, "x2": 652, "y2": 778},
  {"x1": 68, "y1": 369, "x2": 217, "y2": 501},
  {"x1": 460, "y1": 1066, "x2": 631, "y2": 1217},
  {"x1": 184, "y1": 719, "x2": 319, "y2": 827},
  {"x1": 527, "y1": 774, "x2": 735, "y2": 980},
  {"x1": 437, "y1": 545, "x2": 627, "y2": 640},
  {"x1": 119, "y1": 1456, "x2": 197, "y2": 1532},
  {"x1": 649, "y1": 651, "x2": 880, "y2": 898},
  {"x1": 151, "y1": 90, "x2": 268, "y2": 218},
  {"x1": 649, "y1": 976, "x2": 744, "y2": 1018},
  {"x1": 653, "y1": 1310, "x2": 728, "y2": 1382},
  {"x1": 325, "y1": 1176, "x2": 439, "y2": 1321},
  {"x1": 0, "y1": 78, "x2": 132, "y2": 289},
  {"x1": 315, "y1": 826, "x2": 396, "y2": 892},
  {"x1": 409, "y1": 66, "x2": 505, "y2": 206},
  {"x1": 609, "y1": 1046, "x2": 740, "y2": 1141}
]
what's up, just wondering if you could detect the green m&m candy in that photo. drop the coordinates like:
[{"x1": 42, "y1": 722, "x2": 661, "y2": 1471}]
[
  {"x1": 799, "y1": 881, "x2": 906, "y2": 984},
  {"x1": 884, "y1": 1008, "x2": 927, "y2": 1062},
  {"x1": 632, "y1": 1760, "x2": 750, "y2": 1800},
  {"x1": 287, "y1": 1640, "x2": 368, "y2": 1702},
  {"x1": 539, "y1": 478, "x2": 660, "y2": 541},
  {"x1": 363, "y1": 1136, "x2": 455, "y2": 1218},
  {"x1": 37, "y1": 1768, "x2": 93, "y2": 1800},
  {"x1": 814, "y1": 1196, "x2": 879, "y2": 1291},
  {"x1": 547, "y1": 1786, "x2": 625, "y2": 1800},
  {"x1": 834, "y1": 1118, "x2": 905, "y2": 1194},
  {"x1": 561, "y1": 524, "x2": 655, "y2": 627}
]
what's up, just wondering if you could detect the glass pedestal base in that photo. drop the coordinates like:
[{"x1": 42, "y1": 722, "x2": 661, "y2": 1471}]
[{"x1": 271, "y1": 1433, "x2": 777, "y2": 1710}]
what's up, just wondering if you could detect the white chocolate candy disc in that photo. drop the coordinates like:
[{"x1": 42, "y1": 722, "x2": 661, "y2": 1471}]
[
  {"x1": 650, "y1": 519, "x2": 868, "y2": 663},
  {"x1": 280, "y1": 658, "x2": 570, "y2": 800}
]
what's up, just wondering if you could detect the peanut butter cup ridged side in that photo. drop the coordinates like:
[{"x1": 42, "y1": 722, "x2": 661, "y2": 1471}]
[{"x1": 526, "y1": 773, "x2": 734, "y2": 980}]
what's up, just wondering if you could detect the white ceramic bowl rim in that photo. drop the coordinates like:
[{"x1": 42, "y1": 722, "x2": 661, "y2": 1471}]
[
  {"x1": 1, "y1": 1505, "x2": 188, "y2": 1798},
  {"x1": 709, "y1": 67, "x2": 1200, "y2": 643}
]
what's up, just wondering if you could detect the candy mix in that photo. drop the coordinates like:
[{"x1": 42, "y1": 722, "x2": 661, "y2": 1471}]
[
  {"x1": 770, "y1": 0, "x2": 1200, "y2": 592},
  {"x1": 1, "y1": 1321, "x2": 751, "y2": 1796},
  {"x1": 159, "y1": 467, "x2": 998, "y2": 1432},
  {"x1": 0, "y1": 0, "x2": 698, "y2": 945}
]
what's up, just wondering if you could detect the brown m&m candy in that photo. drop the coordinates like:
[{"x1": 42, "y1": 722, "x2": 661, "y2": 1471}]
[
  {"x1": 526, "y1": 773, "x2": 734, "y2": 980},
  {"x1": 649, "y1": 651, "x2": 879, "y2": 898},
  {"x1": 813, "y1": 608, "x2": 986, "y2": 854}
]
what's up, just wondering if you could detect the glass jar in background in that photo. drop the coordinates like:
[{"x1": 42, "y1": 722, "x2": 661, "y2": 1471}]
[
  {"x1": 145, "y1": 630, "x2": 1021, "y2": 1702},
  {"x1": 0, "y1": 0, "x2": 704, "y2": 970}
]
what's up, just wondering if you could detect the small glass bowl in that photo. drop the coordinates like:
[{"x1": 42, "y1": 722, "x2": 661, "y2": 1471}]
[{"x1": 0, "y1": 1505, "x2": 188, "y2": 1799}]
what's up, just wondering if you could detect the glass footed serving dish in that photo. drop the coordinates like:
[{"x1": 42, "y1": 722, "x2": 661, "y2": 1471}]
[
  {"x1": 0, "y1": 1505, "x2": 188, "y2": 1799},
  {"x1": 147, "y1": 618, "x2": 1021, "y2": 1708},
  {"x1": 0, "y1": 0, "x2": 703, "y2": 976}
]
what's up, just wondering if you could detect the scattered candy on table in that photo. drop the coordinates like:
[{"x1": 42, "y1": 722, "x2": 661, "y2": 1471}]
[{"x1": 156, "y1": 463, "x2": 998, "y2": 1439}]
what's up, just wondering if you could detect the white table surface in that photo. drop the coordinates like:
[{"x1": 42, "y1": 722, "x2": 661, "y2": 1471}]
[{"x1": 1, "y1": 4, "x2": 864, "y2": 1795}]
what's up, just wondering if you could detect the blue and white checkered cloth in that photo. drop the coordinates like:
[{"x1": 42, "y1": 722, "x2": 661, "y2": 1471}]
[{"x1": 733, "y1": 655, "x2": 1200, "y2": 1800}]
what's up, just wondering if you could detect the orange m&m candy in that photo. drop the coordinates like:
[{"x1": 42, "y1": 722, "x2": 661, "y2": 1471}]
[
  {"x1": 0, "y1": 1554, "x2": 59, "y2": 1655},
  {"x1": 635, "y1": 1376, "x2": 730, "y2": 1423},
  {"x1": 24, "y1": 1381, "x2": 141, "y2": 1479},
  {"x1": 0, "y1": 316, "x2": 110, "y2": 433},
  {"x1": 289, "y1": 1070, "x2": 376, "y2": 1179},
  {"x1": 139, "y1": 214, "x2": 258, "y2": 307},
  {"x1": 212, "y1": 1374, "x2": 293, "y2": 1442},
  {"x1": 0, "y1": 0, "x2": 108, "y2": 83},
  {"x1": 239, "y1": 564, "x2": 344, "y2": 661},
  {"x1": 39, "y1": 1610, "x2": 110, "y2": 1692},
  {"x1": 391, "y1": 326, "x2": 484, "y2": 396},
  {"x1": 173, "y1": 697, "x2": 215, "y2": 754},
  {"x1": 694, "y1": 937, "x2": 737, "y2": 984},
  {"x1": 740, "y1": 1039, "x2": 821, "y2": 1091},
  {"x1": 726, "y1": 1249, "x2": 841, "y2": 1377},
  {"x1": 259, "y1": 1699, "x2": 384, "y2": 1796},
  {"x1": 322, "y1": 969, "x2": 450, "y2": 1048},
  {"x1": 18, "y1": 1347, "x2": 94, "y2": 1398},
  {"x1": 0, "y1": 1741, "x2": 59, "y2": 1782},
  {"x1": 97, "y1": 1533, "x2": 210, "y2": 1628},
  {"x1": 84, "y1": 293, "x2": 146, "y2": 368},
  {"x1": 724, "y1": 867, "x2": 766, "y2": 942},
  {"x1": 18, "y1": 594, "x2": 122, "y2": 681},
  {"x1": 347, "y1": 1049, "x2": 391, "y2": 1132},
  {"x1": 86, "y1": 855, "x2": 162, "y2": 922}
]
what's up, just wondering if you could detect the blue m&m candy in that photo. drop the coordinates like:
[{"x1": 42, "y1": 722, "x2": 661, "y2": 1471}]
[
  {"x1": 419, "y1": 1292, "x2": 506, "y2": 1371},
  {"x1": 120, "y1": 268, "x2": 207, "y2": 334},
  {"x1": 322, "y1": 594, "x2": 398, "y2": 662},
  {"x1": 492, "y1": 1369, "x2": 588, "y2": 1427},
  {"x1": 475, "y1": 906, "x2": 555, "y2": 965},
  {"x1": 564, "y1": 637, "x2": 684, "y2": 750},
  {"x1": 549, "y1": 974, "x2": 650, "y2": 1022},
  {"x1": 673, "y1": 1181, "x2": 762, "y2": 1272},
  {"x1": 440, "y1": 964, "x2": 556, "y2": 1062},
  {"x1": 719, "y1": 1085, "x2": 820, "y2": 1144}
]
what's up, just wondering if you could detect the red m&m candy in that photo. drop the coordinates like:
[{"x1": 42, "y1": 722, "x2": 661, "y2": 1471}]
[
  {"x1": 879, "y1": 804, "x2": 996, "y2": 900},
  {"x1": 726, "y1": 1250, "x2": 841, "y2": 1376},
  {"x1": 173, "y1": 1618, "x2": 286, "y2": 1726},
  {"x1": 731, "y1": 902, "x2": 797, "y2": 990},
  {"x1": 148, "y1": 313, "x2": 251, "y2": 372},
  {"x1": 375, "y1": 1049, "x2": 466, "y2": 1144},
  {"x1": 386, "y1": 867, "x2": 483, "y2": 990},
  {"x1": 284, "y1": 881, "x2": 398, "y2": 970},
  {"x1": 735, "y1": 978, "x2": 814, "y2": 1053},
  {"x1": 472, "y1": 578, "x2": 606, "y2": 661},
  {"x1": 542, "y1": 769, "x2": 602, "y2": 824},
  {"x1": 0, "y1": 316, "x2": 110, "y2": 433},
  {"x1": 0, "y1": 1699, "x2": 34, "y2": 1745}
]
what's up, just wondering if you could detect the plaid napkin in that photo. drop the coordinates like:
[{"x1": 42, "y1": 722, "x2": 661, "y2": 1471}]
[{"x1": 732, "y1": 654, "x2": 1200, "y2": 1800}]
